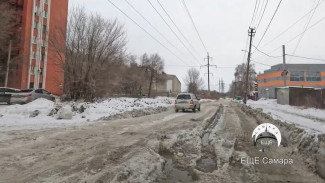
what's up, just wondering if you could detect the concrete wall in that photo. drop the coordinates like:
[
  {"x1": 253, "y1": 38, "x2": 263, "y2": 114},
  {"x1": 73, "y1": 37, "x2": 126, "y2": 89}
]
[{"x1": 277, "y1": 88, "x2": 289, "y2": 105}]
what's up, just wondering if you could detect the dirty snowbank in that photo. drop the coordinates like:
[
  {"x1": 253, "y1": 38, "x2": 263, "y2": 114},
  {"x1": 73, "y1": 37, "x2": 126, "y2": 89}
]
[
  {"x1": 247, "y1": 99, "x2": 325, "y2": 134},
  {"x1": 0, "y1": 97, "x2": 174, "y2": 131},
  {"x1": 239, "y1": 103, "x2": 325, "y2": 179}
]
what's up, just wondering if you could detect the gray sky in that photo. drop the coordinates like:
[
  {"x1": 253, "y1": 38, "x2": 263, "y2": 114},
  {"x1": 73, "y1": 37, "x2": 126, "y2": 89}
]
[{"x1": 69, "y1": 0, "x2": 325, "y2": 92}]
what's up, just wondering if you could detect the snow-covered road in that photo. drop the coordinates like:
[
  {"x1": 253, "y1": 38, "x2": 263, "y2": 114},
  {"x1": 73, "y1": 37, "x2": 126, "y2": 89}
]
[
  {"x1": 1, "y1": 99, "x2": 324, "y2": 182},
  {"x1": 247, "y1": 99, "x2": 325, "y2": 134}
]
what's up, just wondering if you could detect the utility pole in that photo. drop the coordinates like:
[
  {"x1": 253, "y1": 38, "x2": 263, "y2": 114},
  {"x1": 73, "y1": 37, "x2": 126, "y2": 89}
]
[
  {"x1": 244, "y1": 27, "x2": 256, "y2": 104},
  {"x1": 282, "y1": 45, "x2": 287, "y2": 87},
  {"x1": 5, "y1": 40, "x2": 12, "y2": 87},
  {"x1": 201, "y1": 52, "x2": 216, "y2": 92},
  {"x1": 208, "y1": 53, "x2": 210, "y2": 91}
]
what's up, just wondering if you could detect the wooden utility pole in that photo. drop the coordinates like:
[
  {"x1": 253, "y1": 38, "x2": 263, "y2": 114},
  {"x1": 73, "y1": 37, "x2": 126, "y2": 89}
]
[
  {"x1": 5, "y1": 40, "x2": 12, "y2": 87},
  {"x1": 244, "y1": 27, "x2": 255, "y2": 104}
]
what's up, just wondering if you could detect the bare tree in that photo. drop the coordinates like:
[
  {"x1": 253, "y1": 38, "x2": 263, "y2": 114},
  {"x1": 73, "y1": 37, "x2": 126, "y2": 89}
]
[
  {"x1": 185, "y1": 68, "x2": 204, "y2": 94},
  {"x1": 0, "y1": 2, "x2": 17, "y2": 85},
  {"x1": 50, "y1": 6, "x2": 126, "y2": 100},
  {"x1": 141, "y1": 53, "x2": 164, "y2": 98},
  {"x1": 228, "y1": 63, "x2": 256, "y2": 97}
]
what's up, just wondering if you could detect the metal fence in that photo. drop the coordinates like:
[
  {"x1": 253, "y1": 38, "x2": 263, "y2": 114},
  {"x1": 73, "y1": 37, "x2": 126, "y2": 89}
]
[{"x1": 289, "y1": 88, "x2": 325, "y2": 109}]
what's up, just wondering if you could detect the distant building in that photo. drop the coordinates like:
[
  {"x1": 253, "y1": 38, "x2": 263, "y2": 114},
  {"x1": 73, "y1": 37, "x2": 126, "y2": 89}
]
[
  {"x1": 258, "y1": 64, "x2": 325, "y2": 99},
  {"x1": 155, "y1": 74, "x2": 181, "y2": 97},
  {"x1": 6, "y1": 0, "x2": 69, "y2": 95}
]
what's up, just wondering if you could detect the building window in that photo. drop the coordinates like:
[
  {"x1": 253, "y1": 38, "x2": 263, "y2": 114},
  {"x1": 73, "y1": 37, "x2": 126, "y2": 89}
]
[
  {"x1": 29, "y1": 82, "x2": 34, "y2": 89},
  {"x1": 39, "y1": 83, "x2": 43, "y2": 89},
  {"x1": 32, "y1": 51, "x2": 36, "y2": 59},
  {"x1": 34, "y1": 6, "x2": 38, "y2": 15},
  {"x1": 30, "y1": 66, "x2": 35, "y2": 75},
  {"x1": 32, "y1": 36, "x2": 37, "y2": 43},
  {"x1": 42, "y1": 25, "x2": 46, "y2": 33},
  {"x1": 39, "y1": 68, "x2": 43, "y2": 76},
  {"x1": 306, "y1": 72, "x2": 321, "y2": 82},
  {"x1": 34, "y1": 21, "x2": 38, "y2": 29},
  {"x1": 41, "y1": 53, "x2": 45, "y2": 61},
  {"x1": 290, "y1": 71, "x2": 304, "y2": 82},
  {"x1": 44, "y1": 11, "x2": 47, "y2": 17}
]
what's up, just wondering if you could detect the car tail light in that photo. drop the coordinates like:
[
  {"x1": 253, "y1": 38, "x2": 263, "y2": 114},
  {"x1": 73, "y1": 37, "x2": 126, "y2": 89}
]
[
  {"x1": 190, "y1": 100, "x2": 194, "y2": 104},
  {"x1": 22, "y1": 94, "x2": 32, "y2": 97}
]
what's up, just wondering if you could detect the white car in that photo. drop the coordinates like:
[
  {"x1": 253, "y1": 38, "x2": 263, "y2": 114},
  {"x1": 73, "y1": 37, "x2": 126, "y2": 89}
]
[
  {"x1": 174, "y1": 93, "x2": 201, "y2": 112},
  {"x1": 0, "y1": 87, "x2": 21, "y2": 104},
  {"x1": 11, "y1": 89, "x2": 55, "y2": 104}
]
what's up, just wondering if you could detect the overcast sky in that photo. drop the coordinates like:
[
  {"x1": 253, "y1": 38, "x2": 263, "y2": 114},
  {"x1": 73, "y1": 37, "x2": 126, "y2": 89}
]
[{"x1": 69, "y1": 0, "x2": 325, "y2": 92}]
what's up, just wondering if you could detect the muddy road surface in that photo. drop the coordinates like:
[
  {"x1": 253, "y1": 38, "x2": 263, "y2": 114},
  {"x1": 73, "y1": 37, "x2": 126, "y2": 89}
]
[{"x1": 0, "y1": 100, "x2": 324, "y2": 182}]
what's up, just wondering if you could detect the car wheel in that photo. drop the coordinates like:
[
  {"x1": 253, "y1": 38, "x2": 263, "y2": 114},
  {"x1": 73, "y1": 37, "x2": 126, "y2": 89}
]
[
  {"x1": 7, "y1": 101, "x2": 11, "y2": 105},
  {"x1": 192, "y1": 106, "x2": 196, "y2": 113},
  {"x1": 175, "y1": 109, "x2": 179, "y2": 113},
  {"x1": 182, "y1": 109, "x2": 185, "y2": 112}
]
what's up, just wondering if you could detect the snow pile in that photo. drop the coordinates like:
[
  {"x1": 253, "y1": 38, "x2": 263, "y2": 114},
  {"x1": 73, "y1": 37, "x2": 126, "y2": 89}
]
[
  {"x1": 0, "y1": 97, "x2": 174, "y2": 131},
  {"x1": 247, "y1": 99, "x2": 325, "y2": 134}
]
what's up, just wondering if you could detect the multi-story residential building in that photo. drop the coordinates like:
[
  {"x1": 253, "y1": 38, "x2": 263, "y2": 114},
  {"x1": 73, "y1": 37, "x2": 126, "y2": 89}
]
[
  {"x1": 258, "y1": 64, "x2": 325, "y2": 99},
  {"x1": 6, "y1": 0, "x2": 68, "y2": 95}
]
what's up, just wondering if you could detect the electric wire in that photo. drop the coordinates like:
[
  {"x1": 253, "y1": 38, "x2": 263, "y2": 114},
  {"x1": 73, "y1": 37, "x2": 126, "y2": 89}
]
[
  {"x1": 250, "y1": 0, "x2": 259, "y2": 27},
  {"x1": 254, "y1": 0, "x2": 262, "y2": 27},
  {"x1": 290, "y1": 0, "x2": 321, "y2": 59},
  {"x1": 256, "y1": 0, "x2": 269, "y2": 30},
  {"x1": 146, "y1": 0, "x2": 201, "y2": 66},
  {"x1": 156, "y1": 0, "x2": 202, "y2": 62},
  {"x1": 254, "y1": 0, "x2": 283, "y2": 50},
  {"x1": 286, "y1": 54, "x2": 325, "y2": 62},
  {"x1": 105, "y1": 0, "x2": 190, "y2": 66},
  {"x1": 181, "y1": 0, "x2": 208, "y2": 53},
  {"x1": 260, "y1": 0, "x2": 325, "y2": 49},
  {"x1": 123, "y1": 0, "x2": 195, "y2": 65},
  {"x1": 253, "y1": 45, "x2": 282, "y2": 58},
  {"x1": 265, "y1": 16, "x2": 325, "y2": 55}
]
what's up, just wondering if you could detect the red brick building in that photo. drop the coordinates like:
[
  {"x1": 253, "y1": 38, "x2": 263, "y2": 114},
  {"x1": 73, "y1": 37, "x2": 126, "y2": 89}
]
[{"x1": 7, "y1": 0, "x2": 68, "y2": 95}]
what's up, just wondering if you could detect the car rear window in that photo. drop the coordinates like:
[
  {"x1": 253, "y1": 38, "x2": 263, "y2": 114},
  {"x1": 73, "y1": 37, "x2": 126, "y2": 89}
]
[
  {"x1": 177, "y1": 94, "x2": 191, "y2": 99},
  {"x1": 20, "y1": 89, "x2": 33, "y2": 93}
]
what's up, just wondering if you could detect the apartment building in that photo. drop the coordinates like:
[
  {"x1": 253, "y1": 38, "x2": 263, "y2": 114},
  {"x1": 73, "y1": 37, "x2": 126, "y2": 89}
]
[
  {"x1": 258, "y1": 64, "x2": 325, "y2": 98},
  {"x1": 6, "y1": 0, "x2": 68, "y2": 95}
]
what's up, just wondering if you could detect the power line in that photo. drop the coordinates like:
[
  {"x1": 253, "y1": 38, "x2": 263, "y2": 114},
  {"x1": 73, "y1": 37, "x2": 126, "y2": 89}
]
[
  {"x1": 181, "y1": 0, "x2": 208, "y2": 53},
  {"x1": 286, "y1": 54, "x2": 325, "y2": 62},
  {"x1": 123, "y1": 0, "x2": 191, "y2": 63},
  {"x1": 156, "y1": 0, "x2": 202, "y2": 62},
  {"x1": 260, "y1": 0, "x2": 325, "y2": 49},
  {"x1": 165, "y1": 65, "x2": 235, "y2": 68},
  {"x1": 290, "y1": 0, "x2": 321, "y2": 58},
  {"x1": 105, "y1": 0, "x2": 190, "y2": 66},
  {"x1": 256, "y1": 0, "x2": 269, "y2": 30},
  {"x1": 146, "y1": 0, "x2": 200, "y2": 66},
  {"x1": 253, "y1": 45, "x2": 282, "y2": 58},
  {"x1": 250, "y1": 0, "x2": 259, "y2": 27},
  {"x1": 254, "y1": 0, "x2": 283, "y2": 50},
  {"x1": 254, "y1": 0, "x2": 262, "y2": 27},
  {"x1": 266, "y1": 16, "x2": 325, "y2": 55},
  {"x1": 242, "y1": 35, "x2": 249, "y2": 63},
  {"x1": 251, "y1": 60, "x2": 272, "y2": 66}
]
